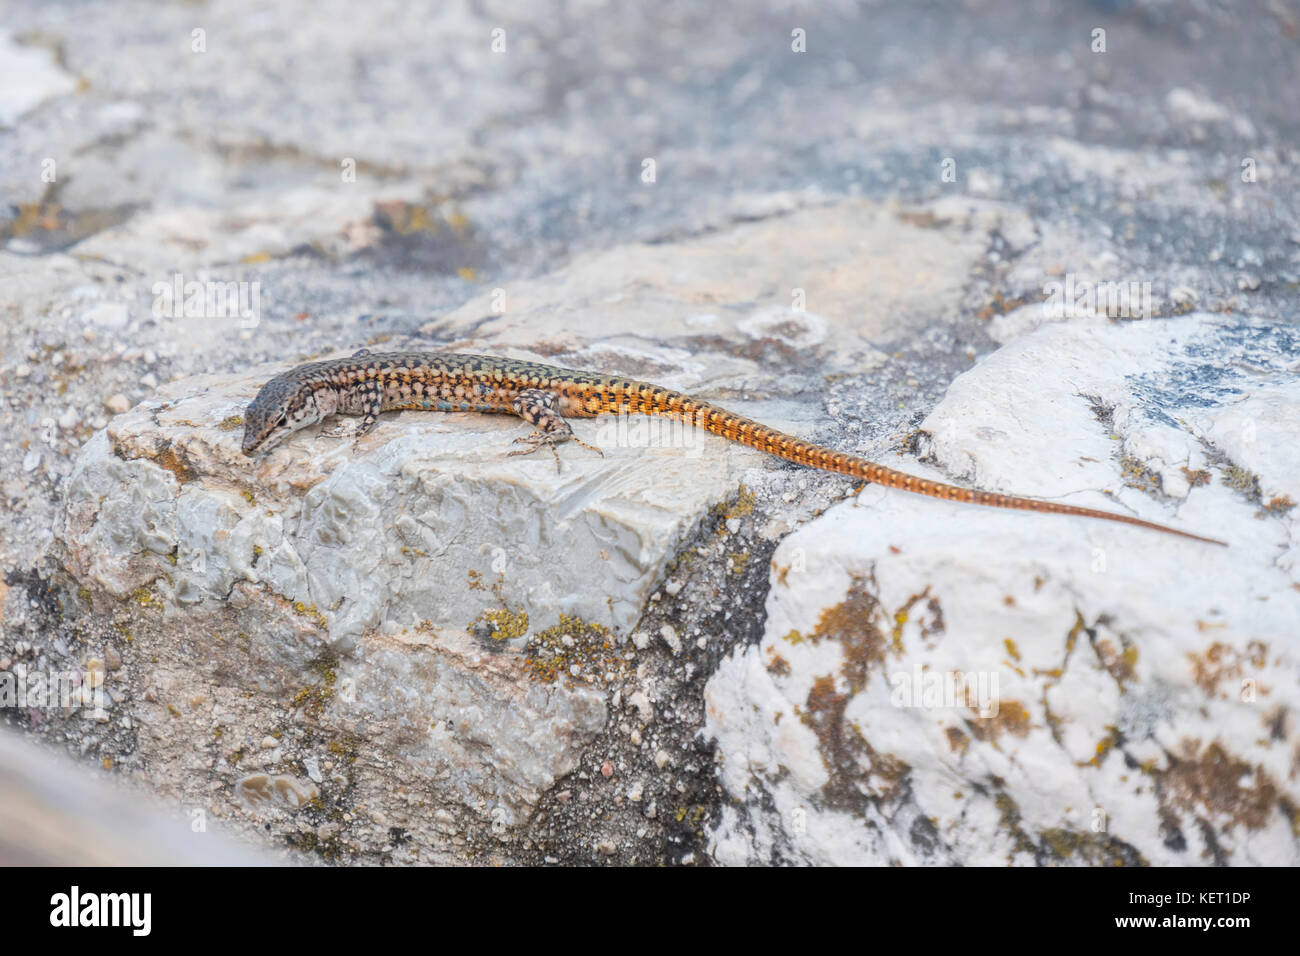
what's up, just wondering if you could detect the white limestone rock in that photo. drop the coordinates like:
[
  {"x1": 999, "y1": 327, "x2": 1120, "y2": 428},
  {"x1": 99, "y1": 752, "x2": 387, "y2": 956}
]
[
  {"x1": 706, "y1": 314, "x2": 1300, "y2": 866},
  {"x1": 418, "y1": 199, "x2": 994, "y2": 391}
]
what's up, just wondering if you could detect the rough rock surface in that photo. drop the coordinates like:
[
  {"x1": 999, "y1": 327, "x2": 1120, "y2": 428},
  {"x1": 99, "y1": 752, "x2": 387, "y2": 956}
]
[{"x1": 707, "y1": 314, "x2": 1300, "y2": 866}]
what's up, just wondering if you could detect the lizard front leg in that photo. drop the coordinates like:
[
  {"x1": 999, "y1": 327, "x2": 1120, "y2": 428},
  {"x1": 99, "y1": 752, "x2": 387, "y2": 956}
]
[{"x1": 507, "y1": 388, "x2": 605, "y2": 472}]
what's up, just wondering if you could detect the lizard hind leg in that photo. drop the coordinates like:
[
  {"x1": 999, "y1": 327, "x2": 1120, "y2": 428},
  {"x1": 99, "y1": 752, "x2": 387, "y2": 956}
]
[{"x1": 507, "y1": 388, "x2": 605, "y2": 472}]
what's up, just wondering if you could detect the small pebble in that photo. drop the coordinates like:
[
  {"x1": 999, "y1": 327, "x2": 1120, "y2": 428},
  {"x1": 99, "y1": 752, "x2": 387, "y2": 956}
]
[
  {"x1": 104, "y1": 394, "x2": 130, "y2": 414},
  {"x1": 654, "y1": 749, "x2": 671, "y2": 769},
  {"x1": 85, "y1": 659, "x2": 106, "y2": 688},
  {"x1": 260, "y1": 736, "x2": 278, "y2": 749},
  {"x1": 628, "y1": 691, "x2": 653, "y2": 723},
  {"x1": 659, "y1": 624, "x2": 681, "y2": 655},
  {"x1": 601, "y1": 760, "x2": 614, "y2": 779},
  {"x1": 104, "y1": 646, "x2": 122, "y2": 671}
]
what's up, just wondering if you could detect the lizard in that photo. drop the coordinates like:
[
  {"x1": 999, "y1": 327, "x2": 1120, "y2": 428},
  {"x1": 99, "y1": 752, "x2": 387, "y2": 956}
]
[{"x1": 240, "y1": 349, "x2": 1227, "y2": 546}]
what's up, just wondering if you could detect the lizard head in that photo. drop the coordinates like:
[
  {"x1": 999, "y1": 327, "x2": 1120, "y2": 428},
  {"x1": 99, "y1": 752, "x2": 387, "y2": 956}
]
[{"x1": 241, "y1": 376, "x2": 323, "y2": 456}]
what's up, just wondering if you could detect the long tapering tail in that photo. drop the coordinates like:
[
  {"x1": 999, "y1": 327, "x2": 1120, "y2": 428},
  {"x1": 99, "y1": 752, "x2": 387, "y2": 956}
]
[{"x1": 601, "y1": 383, "x2": 1226, "y2": 546}]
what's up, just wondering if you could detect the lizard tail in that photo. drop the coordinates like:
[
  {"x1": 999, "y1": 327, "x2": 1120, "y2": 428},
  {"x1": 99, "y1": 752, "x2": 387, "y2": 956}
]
[{"x1": 609, "y1": 386, "x2": 1226, "y2": 547}]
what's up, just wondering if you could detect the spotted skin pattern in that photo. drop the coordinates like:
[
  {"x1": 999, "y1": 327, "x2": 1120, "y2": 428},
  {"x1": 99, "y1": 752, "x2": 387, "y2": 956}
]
[{"x1": 241, "y1": 350, "x2": 1226, "y2": 546}]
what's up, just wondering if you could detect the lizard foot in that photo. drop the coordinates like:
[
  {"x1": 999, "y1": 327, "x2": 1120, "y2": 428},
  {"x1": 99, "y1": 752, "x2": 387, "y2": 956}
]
[
  {"x1": 508, "y1": 430, "x2": 564, "y2": 472},
  {"x1": 507, "y1": 430, "x2": 605, "y2": 473}
]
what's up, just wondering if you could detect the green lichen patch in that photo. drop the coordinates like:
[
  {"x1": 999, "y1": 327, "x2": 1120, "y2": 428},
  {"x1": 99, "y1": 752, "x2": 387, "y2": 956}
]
[
  {"x1": 1081, "y1": 725, "x2": 1122, "y2": 767},
  {"x1": 308, "y1": 650, "x2": 340, "y2": 686},
  {"x1": 469, "y1": 606, "x2": 529, "y2": 643},
  {"x1": 289, "y1": 651, "x2": 340, "y2": 718},
  {"x1": 994, "y1": 790, "x2": 1038, "y2": 859},
  {"x1": 1119, "y1": 455, "x2": 1163, "y2": 494},
  {"x1": 523, "y1": 613, "x2": 629, "y2": 688},
  {"x1": 130, "y1": 586, "x2": 161, "y2": 609},
  {"x1": 1220, "y1": 464, "x2": 1262, "y2": 501},
  {"x1": 217, "y1": 415, "x2": 244, "y2": 431},
  {"x1": 722, "y1": 484, "x2": 755, "y2": 523},
  {"x1": 1038, "y1": 827, "x2": 1147, "y2": 866},
  {"x1": 287, "y1": 830, "x2": 346, "y2": 862},
  {"x1": 891, "y1": 587, "x2": 945, "y2": 653},
  {"x1": 1093, "y1": 634, "x2": 1139, "y2": 689},
  {"x1": 292, "y1": 601, "x2": 329, "y2": 630}
]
